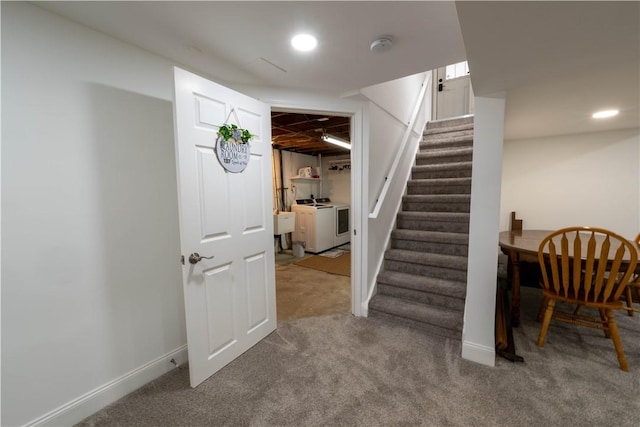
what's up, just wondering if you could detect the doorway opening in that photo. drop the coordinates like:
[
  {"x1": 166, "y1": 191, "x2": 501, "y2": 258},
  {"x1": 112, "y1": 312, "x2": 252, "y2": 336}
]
[
  {"x1": 270, "y1": 110, "x2": 353, "y2": 321},
  {"x1": 433, "y1": 60, "x2": 474, "y2": 120}
]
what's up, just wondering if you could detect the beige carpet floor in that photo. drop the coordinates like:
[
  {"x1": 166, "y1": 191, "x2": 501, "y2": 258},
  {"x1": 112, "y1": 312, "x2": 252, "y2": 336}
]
[{"x1": 75, "y1": 286, "x2": 640, "y2": 427}]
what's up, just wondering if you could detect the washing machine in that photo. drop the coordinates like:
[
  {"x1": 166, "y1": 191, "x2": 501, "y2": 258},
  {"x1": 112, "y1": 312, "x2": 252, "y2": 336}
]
[{"x1": 291, "y1": 199, "x2": 335, "y2": 253}]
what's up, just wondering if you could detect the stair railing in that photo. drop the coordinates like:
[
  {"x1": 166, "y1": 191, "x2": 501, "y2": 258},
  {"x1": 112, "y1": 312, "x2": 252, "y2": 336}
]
[{"x1": 368, "y1": 72, "x2": 431, "y2": 219}]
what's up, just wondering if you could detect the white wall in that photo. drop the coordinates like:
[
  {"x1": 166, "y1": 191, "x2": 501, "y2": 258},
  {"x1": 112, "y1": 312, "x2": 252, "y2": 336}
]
[
  {"x1": 500, "y1": 128, "x2": 640, "y2": 238},
  {"x1": 461, "y1": 94, "x2": 506, "y2": 366},
  {"x1": 360, "y1": 72, "x2": 432, "y2": 310},
  {"x1": 281, "y1": 151, "x2": 321, "y2": 204},
  {"x1": 1, "y1": 3, "x2": 186, "y2": 425},
  {"x1": 322, "y1": 154, "x2": 351, "y2": 204},
  {"x1": 1, "y1": 5, "x2": 372, "y2": 424}
]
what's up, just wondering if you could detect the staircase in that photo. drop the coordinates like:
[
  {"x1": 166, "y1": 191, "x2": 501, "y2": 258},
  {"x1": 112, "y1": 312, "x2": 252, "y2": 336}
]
[{"x1": 368, "y1": 116, "x2": 474, "y2": 340}]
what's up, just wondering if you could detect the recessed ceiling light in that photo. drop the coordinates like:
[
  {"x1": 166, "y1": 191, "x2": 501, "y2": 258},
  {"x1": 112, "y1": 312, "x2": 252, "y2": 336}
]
[
  {"x1": 291, "y1": 34, "x2": 317, "y2": 52},
  {"x1": 592, "y1": 109, "x2": 619, "y2": 119}
]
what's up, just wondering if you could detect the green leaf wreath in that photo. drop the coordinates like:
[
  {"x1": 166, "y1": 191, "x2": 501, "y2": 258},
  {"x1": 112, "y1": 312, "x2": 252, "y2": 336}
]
[{"x1": 218, "y1": 124, "x2": 253, "y2": 144}]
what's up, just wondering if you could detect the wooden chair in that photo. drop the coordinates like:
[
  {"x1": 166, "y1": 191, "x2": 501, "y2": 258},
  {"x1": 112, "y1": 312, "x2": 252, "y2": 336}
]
[
  {"x1": 510, "y1": 211, "x2": 523, "y2": 231},
  {"x1": 622, "y1": 233, "x2": 640, "y2": 316},
  {"x1": 510, "y1": 211, "x2": 539, "y2": 284},
  {"x1": 536, "y1": 227, "x2": 638, "y2": 371}
]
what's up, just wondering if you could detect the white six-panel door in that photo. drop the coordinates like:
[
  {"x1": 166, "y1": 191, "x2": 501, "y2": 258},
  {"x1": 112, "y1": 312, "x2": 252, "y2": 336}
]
[{"x1": 173, "y1": 67, "x2": 276, "y2": 387}]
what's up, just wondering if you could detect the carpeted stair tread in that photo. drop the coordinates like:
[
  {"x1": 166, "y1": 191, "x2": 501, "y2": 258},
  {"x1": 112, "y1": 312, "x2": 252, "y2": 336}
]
[
  {"x1": 397, "y1": 211, "x2": 470, "y2": 222},
  {"x1": 384, "y1": 249, "x2": 468, "y2": 271},
  {"x1": 377, "y1": 270, "x2": 467, "y2": 299},
  {"x1": 391, "y1": 229, "x2": 468, "y2": 245},
  {"x1": 368, "y1": 295, "x2": 463, "y2": 333},
  {"x1": 411, "y1": 162, "x2": 473, "y2": 179},
  {"x1": 403, "y1": 195, "x2": 471, "y2": 204},
  {"x1": 406, "y1": 179, "x2": 472, "y2": 195},
  {"x1": 426, "y1": 116, "x2": 474, "y2": 130},
  {"x1": 420, "y1": 134, "x2": 473, "y2": 150},
  {"x1": 425, "y1": 123, "x2": 473, "y2": 135},
  {"x1": 408, "y1": 177, "x2": 472, "y2": 186},
  {"x1": 424, "y1": 127, "x2": 474, "y2": 138},
  {"x1": 417, "y1": 146, "x2": 473, "y2": 158},
  {"x1": 376, "y1": 283, "x2": 466, "y2": 312},
  {"x1": 402, "y1": 195, "x2": 470, "y2": 213},
  {"x1": 415, "y1": 148, "x2": 473, "y2": 166}
]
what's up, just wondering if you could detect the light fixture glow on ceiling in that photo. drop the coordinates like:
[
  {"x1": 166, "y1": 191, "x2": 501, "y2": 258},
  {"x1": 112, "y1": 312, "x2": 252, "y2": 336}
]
[
  {"x1": 291, "y1": 34, "x2": 317, "y2": 52},
  {"x1": 592, "y1": 109, "x2": 619, "y2": 119},
  {"x1": 322, "y1": 134, "x2": 351, "y2": 150}
]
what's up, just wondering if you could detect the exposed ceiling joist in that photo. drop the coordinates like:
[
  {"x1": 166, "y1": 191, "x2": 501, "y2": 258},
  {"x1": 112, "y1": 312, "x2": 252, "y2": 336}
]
[{"x1": 271, "y1": 113, "x2": 351, "y2": 156}]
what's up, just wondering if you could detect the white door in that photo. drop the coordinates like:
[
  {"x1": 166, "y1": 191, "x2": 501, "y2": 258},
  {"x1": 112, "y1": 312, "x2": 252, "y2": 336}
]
[
  {"x1": 435, "y1": 62, "x2": 474, "y2": 120},
  {"x1": 173, "y1": 67, "x2": 276, "y2": 387}
]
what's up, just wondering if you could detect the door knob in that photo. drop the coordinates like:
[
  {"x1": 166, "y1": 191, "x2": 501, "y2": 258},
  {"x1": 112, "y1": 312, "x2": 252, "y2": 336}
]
[{"x1": 188, "y1": 253, "x2": 214, "y2": 264}]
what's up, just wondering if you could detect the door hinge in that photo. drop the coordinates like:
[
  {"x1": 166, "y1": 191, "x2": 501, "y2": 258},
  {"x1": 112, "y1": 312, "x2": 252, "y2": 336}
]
[
  {"x1": 180, "y1": 255, "x2": 185, "y2": 265},
  {"x1": 353, "y1": 229, "x2": 357, "y2": 236}
]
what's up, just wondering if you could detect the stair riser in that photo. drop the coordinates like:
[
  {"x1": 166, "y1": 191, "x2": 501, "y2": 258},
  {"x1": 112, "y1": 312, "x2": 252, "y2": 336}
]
[
  {"x1": 427, "y1": 117, "x2": 474, "y2": 130},
  {"x1": 402, "y1": 201, "x2": 470, "y2": 213},
  {"x1": 424, "y1": 128, "x2": 474, "y2": 139},
  {"x1": 422, "y1": 132, "x2": 473, "y2": 144},
  {"x1": 411, "y1": 169, "x2": 472, "y2": 180},
  {"x1": 425, "y1": 124, "x2": 474, "y2": 134},
  {"x1": 377, "y1": 284, "x2": 466, "y2": 311},
  {"x1": 397, "y1": 218, "x2": 470, "y2": 233},
  {"x1": 368, "y1": 310, "x2": 462, "y2": 340},
  {"x1": 384, "y1": 259, "x2": 467, "y2": 282},
  {"x1": 407, "y1": 184, "x2": 471, "y2": 195},
  {"x1": 391, "y1": 238, "x2": 468, "y2": 256},
  {"x1": 420, "y1": 141, "x2": 473, "y2": 152},
  {"x1": 416, "y1": 154, "x2": 473, "y2": 165}
]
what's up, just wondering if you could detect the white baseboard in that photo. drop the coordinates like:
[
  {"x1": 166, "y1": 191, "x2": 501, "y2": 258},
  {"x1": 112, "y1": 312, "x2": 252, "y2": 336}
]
[
  {"x1": 461, "y1": 340, "x2": 495, "y2": 367},
  {"x1": 26, "y1": 345, "x2": 188, "y2": 427}
]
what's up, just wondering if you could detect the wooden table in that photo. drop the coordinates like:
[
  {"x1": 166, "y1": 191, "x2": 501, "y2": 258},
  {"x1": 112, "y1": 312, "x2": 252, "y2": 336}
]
[
  {"x1": 499, "y1": 230, "x2": 549, "y2": 327},
  {"x1": 496, "y1": 229, "x2": 639, "y2": 362},
  {"x1": 498, "y1": 229, "x2": 640, "y2": 327}
]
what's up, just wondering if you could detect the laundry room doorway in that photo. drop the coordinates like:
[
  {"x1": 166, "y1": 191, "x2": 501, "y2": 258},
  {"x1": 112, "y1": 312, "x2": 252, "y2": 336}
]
[{"x1": 270, "y1": 110, "x2": 354, "y2": 321}]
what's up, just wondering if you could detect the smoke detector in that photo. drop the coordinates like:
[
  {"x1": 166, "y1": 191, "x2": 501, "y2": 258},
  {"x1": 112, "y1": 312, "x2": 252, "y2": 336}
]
[{"x1": 370, "y1": 36, "x2": 393, "y2": 53}]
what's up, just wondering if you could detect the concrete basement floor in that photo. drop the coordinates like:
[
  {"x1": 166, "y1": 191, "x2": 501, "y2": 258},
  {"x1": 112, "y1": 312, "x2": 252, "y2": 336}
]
[{"x1": 275, "y1": 250, "x2": 351, "y2": 322}]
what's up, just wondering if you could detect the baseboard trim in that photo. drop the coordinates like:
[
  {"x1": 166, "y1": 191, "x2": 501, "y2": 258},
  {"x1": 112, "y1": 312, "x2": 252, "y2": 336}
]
[
  {"x1": 25, "y1": 345, "x2": 188, "y2": 427},
  {"x1": 461, "y1": 340, "x2": 495, "y2": 367}
]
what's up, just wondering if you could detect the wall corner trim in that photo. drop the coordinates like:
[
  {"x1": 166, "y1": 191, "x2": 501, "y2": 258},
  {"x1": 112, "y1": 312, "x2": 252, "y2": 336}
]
[
  {"x1": 461, "y1": 340, "x2": 495, "y2": 367},
  {"x1": 25, "y1": 345, "x2": 188, "y2": 427}
]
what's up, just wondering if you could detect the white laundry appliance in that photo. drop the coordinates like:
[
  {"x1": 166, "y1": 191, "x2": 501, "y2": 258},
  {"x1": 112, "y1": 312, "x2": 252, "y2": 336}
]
[
  {"x1": 332, "y1": 202, "x2": 351, "y2": 247},
  {"x1": 291, "y1": 198, "x2": 350, "y2": 253},
  {"x1": 291, "y1": 199, "x2": 335, "y2": 254}
]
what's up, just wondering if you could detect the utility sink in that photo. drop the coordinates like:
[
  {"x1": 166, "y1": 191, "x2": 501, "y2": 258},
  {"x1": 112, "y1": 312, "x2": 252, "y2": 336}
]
[{"x1": 273, "y1": 212, "x2": 295, "y2": 235}]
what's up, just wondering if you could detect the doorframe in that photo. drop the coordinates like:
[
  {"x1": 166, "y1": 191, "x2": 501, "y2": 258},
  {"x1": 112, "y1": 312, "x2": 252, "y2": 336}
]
[
  {"x1": 267, "y1": 99, "x2": 366, "y2": 317},
  {"x1": 432, "y1": 66, "x2": 474, "y2": 121}
]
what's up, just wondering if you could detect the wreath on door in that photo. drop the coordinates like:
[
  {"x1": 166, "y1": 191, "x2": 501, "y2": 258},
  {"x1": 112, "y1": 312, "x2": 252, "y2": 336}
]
[{"x1": 215, "y1": 110, "x2": 254, "y2": 173}]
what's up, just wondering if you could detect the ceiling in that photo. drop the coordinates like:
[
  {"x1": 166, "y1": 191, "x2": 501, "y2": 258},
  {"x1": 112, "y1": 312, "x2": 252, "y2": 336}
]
[
  {"x1": 35, "y1": 1, "x2": 466, "y2": 94},
  {"x1": 271, "y1": 112, "x2": 351, "y2": 156},
  {"x1": 456, "y1": 1, "x2": 639, "y2": 139},
  {"x1": 35, "y1": 1, "x2": 639, "y2": 142}
]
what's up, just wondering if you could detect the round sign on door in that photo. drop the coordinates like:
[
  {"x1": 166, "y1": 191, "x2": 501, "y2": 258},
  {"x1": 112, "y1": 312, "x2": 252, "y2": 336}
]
[{"x1": 215, "y1": 123, "x2": 253, "y2": 173}]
